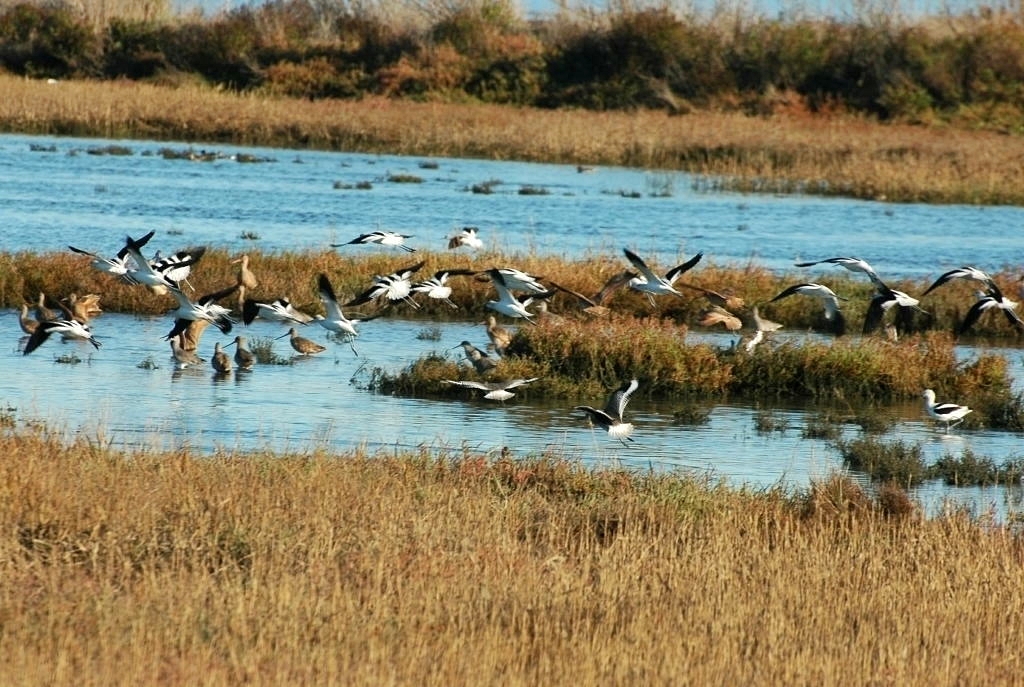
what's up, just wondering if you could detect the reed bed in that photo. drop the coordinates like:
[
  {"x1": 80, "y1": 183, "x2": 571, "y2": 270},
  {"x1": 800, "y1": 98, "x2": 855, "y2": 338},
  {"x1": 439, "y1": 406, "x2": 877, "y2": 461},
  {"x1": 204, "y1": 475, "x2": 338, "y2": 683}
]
[
  {"x1": 381, "y1": 319, "x2": 1023, "y2": 421},
  {"x1": 5, "y1": 248, "x2": 1024, "y2": 338},
  {"x1": 6, "y1": 74, "x2": 1024, "y2": 205},
  {"x1": 1, "y1": 427, "x2": 1023, "y2": 686}
]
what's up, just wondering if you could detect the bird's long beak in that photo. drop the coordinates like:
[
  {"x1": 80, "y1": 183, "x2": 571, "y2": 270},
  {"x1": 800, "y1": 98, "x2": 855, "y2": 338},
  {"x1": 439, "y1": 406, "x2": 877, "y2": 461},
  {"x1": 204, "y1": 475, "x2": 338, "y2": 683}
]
[{"x1": 274, "y1": 331, "x2": 291, "y2": 340}]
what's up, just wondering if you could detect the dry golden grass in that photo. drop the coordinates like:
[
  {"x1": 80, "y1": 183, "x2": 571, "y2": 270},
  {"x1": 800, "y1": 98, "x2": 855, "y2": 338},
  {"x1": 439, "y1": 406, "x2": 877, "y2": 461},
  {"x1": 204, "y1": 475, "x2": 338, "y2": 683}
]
[
  {"x1": 5, "y1": 74, "x2": 1024, "y2": 204},
  {"x1": 6, "y1": 248, "x2": 1023, "y2": 340},
  {"x1": 2, "y1": 428, "x2": 1023, "y2": 686}
]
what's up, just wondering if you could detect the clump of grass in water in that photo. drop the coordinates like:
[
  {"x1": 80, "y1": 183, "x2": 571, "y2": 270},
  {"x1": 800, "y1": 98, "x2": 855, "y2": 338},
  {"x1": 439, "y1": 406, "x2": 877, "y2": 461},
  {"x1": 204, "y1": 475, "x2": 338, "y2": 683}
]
[
  {"x1": 415, "y1": 326, "x2": 442, "y2": 341},
  {"x1": 672, "y1": 402, "x2": 711, "y2": 426},
  {"x1": 518, "y1": 185, "x2": 549, "y2": 195},
  {"x1": 137, "y1": 356, "x2": 159, "y2": 370},
  {"x1": 802, "y1": 411, "x2": 843, "y2": 440},
  {"x1": 836, "y1": 436, "x2": 928, "y2": 486},
  {"x1": 754, "y1": 410, "x2": 788, "y2": 434},
  {"x1": 53, "y1": 352, "x2": 82, "y2": 365},
  {"x1": 851, "y1": 409, "x2": 896, "y2": 434},
  {"x1": 239, "y1": 231, "x2": 261, "y2": 240},
  {"x1": 928, "y1": 448, "x2": 1021, "y2": 486},
  {"x1": 250, "y1": 337, "x2": 293, "y2": 365},
  {"x1": 470, "y1": 179, "x2": 500, "y2": 194},
  {"x1": 387, "y1": 173, "x2": 422, "y2": 183},
  {"x1": 87, "y1": 144, "x2": 132, "y2": 156}
]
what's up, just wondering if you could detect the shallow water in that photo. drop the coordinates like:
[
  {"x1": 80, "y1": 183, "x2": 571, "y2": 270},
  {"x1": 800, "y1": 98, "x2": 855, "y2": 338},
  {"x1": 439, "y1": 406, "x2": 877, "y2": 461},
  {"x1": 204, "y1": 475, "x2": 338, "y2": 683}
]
[
  {"x1": 3, "y1": 132, "x2": 1024, "y2": 277},
  {"x1": 3, "y1": 132, "x2": 1024, "y2": 518}
]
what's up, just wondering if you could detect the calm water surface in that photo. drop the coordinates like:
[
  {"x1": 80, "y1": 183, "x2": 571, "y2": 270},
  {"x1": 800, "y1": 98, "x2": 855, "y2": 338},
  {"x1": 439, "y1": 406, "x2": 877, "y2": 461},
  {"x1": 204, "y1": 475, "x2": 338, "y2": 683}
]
[{"x1": 3, "y1": 132, "x2": 1024, "y2": 517}]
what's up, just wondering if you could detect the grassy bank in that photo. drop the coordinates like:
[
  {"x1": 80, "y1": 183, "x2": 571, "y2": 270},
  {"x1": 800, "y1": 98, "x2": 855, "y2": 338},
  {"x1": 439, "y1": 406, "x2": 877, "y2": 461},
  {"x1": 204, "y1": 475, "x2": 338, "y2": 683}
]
[
  {"x1": 5, "y1": 74, "x2": 1024, "y2": 205},
  {"x1": 0, "y1": 428, "x2": 1021, "y2": 686}
]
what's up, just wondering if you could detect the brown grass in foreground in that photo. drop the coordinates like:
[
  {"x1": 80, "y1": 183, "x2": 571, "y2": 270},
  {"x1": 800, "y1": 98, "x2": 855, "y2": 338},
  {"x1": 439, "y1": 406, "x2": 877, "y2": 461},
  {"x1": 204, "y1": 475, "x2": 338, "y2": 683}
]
[
  {"x1": 4, "y1": 74, "x2": 1024, "y2": 204},
  {"x1": 1, "y1": 428, "x2": 1022, "y2": 686}
]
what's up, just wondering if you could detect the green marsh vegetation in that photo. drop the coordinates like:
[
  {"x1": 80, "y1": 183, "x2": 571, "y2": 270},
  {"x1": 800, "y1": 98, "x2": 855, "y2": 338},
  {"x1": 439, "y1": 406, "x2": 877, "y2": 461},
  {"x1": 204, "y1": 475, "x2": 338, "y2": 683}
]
[{"x1": 2, "y1": 426, "x2": 1024, "y2": 685}]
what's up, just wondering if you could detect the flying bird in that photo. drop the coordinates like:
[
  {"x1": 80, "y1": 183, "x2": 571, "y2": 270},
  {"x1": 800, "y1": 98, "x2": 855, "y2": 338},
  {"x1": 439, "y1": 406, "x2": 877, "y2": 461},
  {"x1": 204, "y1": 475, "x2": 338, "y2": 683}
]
[
  {"x1": 333, "y1": 231, "x2": 415, "y2": 252},
  {"x1": 242, "y1": 297, "x2": 313, "y2": 326},
  {"x1": 575, "y1": 378, "x2": 640, "y2": 444},
  {"x1": 412, "y1": 269, "x2": 477, "y2": 309},
  {"x1": 862, "y1": 285, "x2": 927, "y2": 336},
  {"x1": 623, "y1": 248, "x2": 703, "y2": 306},
  {"x1": 794, "y1": 256, "x2": 886, "y2": 289},
  {"x1": 316, "y1": 273, "x2": 379, "y2": 354},
  {"x1": 547, "y1": 269, "x2": 637, "y2": 318},
  {"x1": 484, "y1": 268, "x2": 548, "y2": 323},
  {"x1": 442, "y1": 377, "x2": 540, "y2": 402},
  {"x1": 447, "y1": 226, "x2": 483, "y2": 250},
  {"x1": 68, "y1": 230, "x2": 153, "y2": 282},
  {"x1": 769, "y1": 282, "x2": 847, "y2": 336},
  {"x1": 956, "y1": 284, "x2": 1024, "y2": 337},
  {"x1": 163, "y1": 283, "x2": 239, "y2": 341},
  {"x1": 346, "y1": 260, "x2": 426, "y2": 310},
  {"x1": 921, "y1": 266, "x2": 995, "y2": 298},
  {"x1": 23, "y1": 319, "x2": 101, "y2": 356}
]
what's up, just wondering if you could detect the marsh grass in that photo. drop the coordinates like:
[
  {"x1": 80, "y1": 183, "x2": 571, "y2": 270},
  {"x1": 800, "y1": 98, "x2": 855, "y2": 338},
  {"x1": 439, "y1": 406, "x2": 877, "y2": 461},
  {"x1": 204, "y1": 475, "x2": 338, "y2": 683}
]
[
  {"x1": 754, "y1": 410, "x2": 789, "y2": 434},
  {"x1": 249, "y1": 336, "x2": 292, "y2": 366},
  {"x1": 836, "y1": 437, "x2": 929, "y2": 486},
  {"x1": 8, "y1": 75, "x2": 1024, "y2": 205},
  {"x1": 802, "y1": 411, "x2": 844, "y2": 440},
  {"x1": 3, "y1": 428, "x2": 1024, "y2": 685}
]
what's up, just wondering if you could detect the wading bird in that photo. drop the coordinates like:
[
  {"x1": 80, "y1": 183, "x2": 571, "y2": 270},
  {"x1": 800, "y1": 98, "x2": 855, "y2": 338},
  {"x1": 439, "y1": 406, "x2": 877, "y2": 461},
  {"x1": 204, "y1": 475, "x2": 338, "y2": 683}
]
[
  {"x1": 547, "y1": 269, "x2": 637, "y2": 318},
  {"x1": 277, "y1": 327, "x2": 327, "y2": 356},
  {"x1": 211, "y1": 342, "x2": 233, "y2": 375},
  {"x1": 922, "y1": 388, "x2": 972, "y2": 433},
  {"x1": 227, "y1": 335, "x2": 256, "y2": 371},
  {"x1": 575, "y1": 378, "x2": 639, "y2": 445},
  {"x1": 18, "y1": 304, "x2": 39, "y2": 335},
  {"x1": 862, "y1": 284, "x2": 928, "y2": 336},
  {"x1": 169, "y1": 338, "x2": 204, "y2": 370},
  {"x1": 485, "y1": 315, "x2": 513, "y2": 357},
  {"x1": 231, "y1": 254, "x2": 259, "y2": 309},
  {"x1": 452, "y1": 340, "x2": 498, "y2": 374}
]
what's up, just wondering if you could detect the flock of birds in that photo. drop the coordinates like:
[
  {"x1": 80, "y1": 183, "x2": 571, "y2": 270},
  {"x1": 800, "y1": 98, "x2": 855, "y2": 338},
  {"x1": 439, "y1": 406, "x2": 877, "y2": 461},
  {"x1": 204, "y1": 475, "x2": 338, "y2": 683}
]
[{"x1": 15, "y1": 227, "x2": 1014, "y2": 440}]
